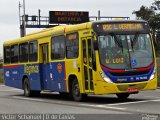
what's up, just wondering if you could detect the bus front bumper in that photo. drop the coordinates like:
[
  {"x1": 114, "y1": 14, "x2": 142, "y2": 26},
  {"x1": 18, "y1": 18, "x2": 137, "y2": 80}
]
[{"x1": 94, "y1": 78, "x2": 157, "y2": 95}]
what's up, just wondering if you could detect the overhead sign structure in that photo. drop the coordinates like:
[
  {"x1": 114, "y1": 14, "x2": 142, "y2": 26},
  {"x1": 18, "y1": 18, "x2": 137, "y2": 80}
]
[{"x1": 49, "y1": 11, "x2": 89, "y2": 24}]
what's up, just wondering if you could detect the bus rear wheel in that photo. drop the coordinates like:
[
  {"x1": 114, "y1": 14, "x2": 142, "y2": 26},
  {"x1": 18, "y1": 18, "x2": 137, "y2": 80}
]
[
  {"x1": 116, "y1": 93, "x2": 130, "y2": 100},
  {"x1": 23, "y1": 78, "x2": 40, "y2": 97},
  {"x1": 23, "y1": 78, "x2": 31, "y2": 97},
  {"x1": 72, "y1": 79, "x2": 87, "y2": 101}
]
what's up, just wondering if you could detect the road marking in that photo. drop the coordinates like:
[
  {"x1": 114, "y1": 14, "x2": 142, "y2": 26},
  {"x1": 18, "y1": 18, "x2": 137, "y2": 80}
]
[
  {"x1": 12, "y1": 96, "x2": 45, "y2": 102},
  {"x1": 80, "y1": 104, "x2": 126, "y2": 110},
  {"x1": 145, "y1": 96, "x2": 160, "y2": 99},
  {"x1": 13, "y1": 96, "x2": 127, "y2": 112},
  {"x1": 0, "y1": 85, "x2": 5, "y2": 86},
  {"x1": 0, "y1": 89, "x2": 22, "y2": 92},
  {"x1": 151, "y1": 99, "x2": 160, "y2": 102},
  {"x1": 96, "y1": 105, "x2": 126, "y2": 110},
  {"x1": 108, "y1": 99, "x2": 160, "y2": 106}
]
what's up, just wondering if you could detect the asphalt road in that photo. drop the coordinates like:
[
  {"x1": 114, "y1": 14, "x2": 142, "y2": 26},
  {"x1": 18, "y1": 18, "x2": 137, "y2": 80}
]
[{"x1": 0, "y1": 85, "x2": 160, "y2": 120}]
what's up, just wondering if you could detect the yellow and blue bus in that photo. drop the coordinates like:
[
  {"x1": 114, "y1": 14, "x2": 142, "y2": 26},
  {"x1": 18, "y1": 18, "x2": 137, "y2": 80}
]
[{"x1": 3, "y1": 20, "x2": 157, "y2": 101}]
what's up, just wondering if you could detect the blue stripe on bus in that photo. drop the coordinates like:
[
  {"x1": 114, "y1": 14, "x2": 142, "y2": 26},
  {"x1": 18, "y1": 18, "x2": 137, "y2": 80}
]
[
  {"x1": 4, "y1": 62, "x2": 67, "y2": 92},
  {"x1": 102, "y1": 66, "x2": 154, "y2": 83}
]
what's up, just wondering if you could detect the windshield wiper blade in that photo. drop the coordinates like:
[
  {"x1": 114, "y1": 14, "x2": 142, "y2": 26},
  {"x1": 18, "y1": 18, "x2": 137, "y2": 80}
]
[
  {"x1": 131, "y1": 32, "x2": 139, "y2": 51},
  {"x1": 110, "y1": 33, "x2": 123, "y2": 53}
]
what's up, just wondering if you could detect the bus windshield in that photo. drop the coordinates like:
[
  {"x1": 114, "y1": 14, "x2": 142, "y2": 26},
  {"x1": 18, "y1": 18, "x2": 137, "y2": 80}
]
[{"x1": 98, "y1": 34, "x2": 154, "y2": 70}]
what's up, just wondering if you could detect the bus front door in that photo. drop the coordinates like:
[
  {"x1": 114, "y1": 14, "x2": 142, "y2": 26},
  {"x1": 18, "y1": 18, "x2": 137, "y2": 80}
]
[
  {"x1": 41, "y1": 44, "x2": 51, "y2": 90},
  {"x1": 82, "y1": 38, "x2": 94, "y2": 93}
]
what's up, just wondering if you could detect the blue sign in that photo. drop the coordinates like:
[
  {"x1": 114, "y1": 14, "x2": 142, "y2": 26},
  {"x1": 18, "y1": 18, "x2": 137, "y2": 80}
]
[{"x1": 131, "y1": 59, "x2": 137, "y2": 66}]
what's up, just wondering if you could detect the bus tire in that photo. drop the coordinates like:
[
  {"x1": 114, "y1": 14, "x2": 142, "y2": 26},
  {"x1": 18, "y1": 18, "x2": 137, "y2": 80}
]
[
  {"x1": 116, "y1": 93, "x2": 130, "y2": 100},
  {"x1": 23, "y1": 78, "x2": 40, "y2": 97},
  {"x1": 23, "y1": 78, "x2": 31, "y2": 97},
  {"x1": 72, "y1": 79, "x2": 87, "y2": 102}
]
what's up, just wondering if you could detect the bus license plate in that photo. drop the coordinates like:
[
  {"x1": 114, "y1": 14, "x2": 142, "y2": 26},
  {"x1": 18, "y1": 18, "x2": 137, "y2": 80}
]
[{"x1": 128, "y1": 88, "x2": 138, "y2": 93}]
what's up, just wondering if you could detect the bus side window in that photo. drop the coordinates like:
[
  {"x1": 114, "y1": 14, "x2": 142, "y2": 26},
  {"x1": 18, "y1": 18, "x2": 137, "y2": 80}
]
[
  {"x1": 19, "y1": 42, "x2": 29, "y2": 62},
  {"x1": 66, "y1": 33, "x2": 79, "y2": 59},
  {"x1": 10, "y1": 44, "x2": 18, "y2": 63},
  {"x1": 4, "y1": 46, "x2": 11, "y2": 64},
  {"x1": 29, "y1": 41, "x2": 38, "y2": 62},
  {"x1": 51, "y1": 35, "x2": 65, "y2": 60}
]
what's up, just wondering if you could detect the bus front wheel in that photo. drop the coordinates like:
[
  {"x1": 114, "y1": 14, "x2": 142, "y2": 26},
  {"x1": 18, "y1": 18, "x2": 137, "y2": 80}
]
[
  {"x1": 72, "y1": 79, "x2": 87, "y2": 101},
  {"x1": 116, "y1": 93, "x2": 130, "y2": 100}
]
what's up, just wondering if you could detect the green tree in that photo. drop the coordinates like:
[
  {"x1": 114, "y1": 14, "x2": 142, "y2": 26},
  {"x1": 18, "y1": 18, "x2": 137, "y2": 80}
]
[
  {"x1": 134, "y1": 6, "x2": 155, "y2": 20},
  {"x1": 133, "y1": 1, "x2": 160, "y2": 55}
]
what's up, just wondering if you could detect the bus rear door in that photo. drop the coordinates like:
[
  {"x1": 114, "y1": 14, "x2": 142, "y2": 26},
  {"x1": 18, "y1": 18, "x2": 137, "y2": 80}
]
[{"x1": 40, "y1": 44, "x2": 51, "y2": 90}]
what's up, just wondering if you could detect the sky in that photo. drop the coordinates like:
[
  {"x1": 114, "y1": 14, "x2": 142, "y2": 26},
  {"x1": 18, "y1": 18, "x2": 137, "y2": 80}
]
[{"x1": 0, "y1": 0, "x2": 154, "y2": 55}]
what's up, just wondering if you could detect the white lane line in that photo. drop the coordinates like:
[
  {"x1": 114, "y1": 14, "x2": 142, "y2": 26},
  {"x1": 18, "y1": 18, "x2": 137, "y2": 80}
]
[
  {"x1": 0, "y1": 85, "x2": 5, "y2": 86},
  {"x1": 151, "y1": 99, "x2": 160, "y2": 102},
  {"x1": 144, "y1": 96, "x2": 160, "y2": 99},
  {"x1": 13, "y1": 97, "x2": 126, "y2": 110},
  {"x1": 80, "y1": 104, "x2": 126, "y2": 110},
  {"x1": 12, "y1": 96, "x2": 45, "y2": 102},
  {"x1": 108, "y1": 99, "x2": 160, "y2": 106},
  {"x1": 96, "y1": 105, "x2": 126, "y2": 110},
  {"x1": 0, "y1": 89, "x2": 22, "y2": 92}
]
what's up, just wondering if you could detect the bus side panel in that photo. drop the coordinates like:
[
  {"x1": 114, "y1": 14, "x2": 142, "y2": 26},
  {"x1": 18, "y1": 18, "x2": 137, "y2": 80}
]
[
  {"x1": 39, "y1": 63, "x2": 52, "y2": 90},
  {"x1": 49, "y1": 62, "x2": 67, "y2": 92},
  {"x1": 4, "y1": 65, "x2": 22, "y2": 89},
  {"x1": 23, "y1": 64, "x2": 42, "y2": 91},
  {"x1": 4, "y1": 64, "x2": 42, "y2": 90}
]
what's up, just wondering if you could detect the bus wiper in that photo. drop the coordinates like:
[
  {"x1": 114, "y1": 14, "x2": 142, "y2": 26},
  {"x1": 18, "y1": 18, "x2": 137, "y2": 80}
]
[
  {"x1": 131, "y1": 32, "x2": 139, "y2": 51},
  {"x1": 110, "y1": 33, "x2": 123, "y2": 53}
]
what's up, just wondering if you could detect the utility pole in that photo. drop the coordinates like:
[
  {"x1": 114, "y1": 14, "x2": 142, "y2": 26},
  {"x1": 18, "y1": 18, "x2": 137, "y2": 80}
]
[
  {"x1": 98, "y1": 10, "x2": 101, "y2": 20},
  {"x1": 19, "y1": 0, "x2": 26, "y2": 37},
  {"x1": 19, "y1": 2, "x2": 22, "y2": 37},
  {"x1": 23, "y1": 0, "x2": 26, "y2": 36},
  {"x1": 18, "y1": 2, "x2": 21, "y2": 27},
  {"x1": 38, "y1": 9, "x2": 41, "y2": 27}
]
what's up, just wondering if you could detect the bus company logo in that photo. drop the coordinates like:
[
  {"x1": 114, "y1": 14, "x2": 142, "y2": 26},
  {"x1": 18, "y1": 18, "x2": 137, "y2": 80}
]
[
  {"x1": 57, "y1": 63, "x2": 62, "y2": 73},
  {"x1": 24, "y1": 65, "x2": 39, "y2": 75},
  {"x1": 5, "y1": 71, "x2": 10, "y2": 77}
]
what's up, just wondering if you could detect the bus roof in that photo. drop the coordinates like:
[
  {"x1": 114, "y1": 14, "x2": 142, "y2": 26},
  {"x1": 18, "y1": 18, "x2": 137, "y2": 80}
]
[
  {"x1": 3, "y1": 21, "x2": 92, "y2": 46},
  {"x1": 3, "y1": 20, "x2": 147, "y2": 46},
  {"x1": 92, "y1": 20, "x2": 147, "y2": 24}
]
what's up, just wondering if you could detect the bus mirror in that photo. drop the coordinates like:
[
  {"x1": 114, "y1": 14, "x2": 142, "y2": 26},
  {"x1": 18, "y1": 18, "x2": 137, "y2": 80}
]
[{"x1": 94, "y1": 40, "x2": 98, "y2": 50}]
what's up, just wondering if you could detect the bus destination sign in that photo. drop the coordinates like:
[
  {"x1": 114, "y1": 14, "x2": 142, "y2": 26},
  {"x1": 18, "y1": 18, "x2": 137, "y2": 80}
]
[
  {"x1": 49, "y1": 11, "x2": 89, "y2": 24},
  {"x1": 102, "y1": 23, "x2": 144, "y2": 32}
]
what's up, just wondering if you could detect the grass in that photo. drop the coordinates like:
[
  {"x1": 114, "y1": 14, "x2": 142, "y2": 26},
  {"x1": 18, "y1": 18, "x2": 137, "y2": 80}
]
[{"x1": 0, "y1": 79, "x2": 3, "y2": 83}]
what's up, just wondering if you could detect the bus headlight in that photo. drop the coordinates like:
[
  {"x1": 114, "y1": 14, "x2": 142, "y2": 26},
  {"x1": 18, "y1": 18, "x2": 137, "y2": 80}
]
[
  {"x1": 149, "y1": 69, "x2": 156, "y2": 81},
  {"x1": 100, "y1": 72, "x2": 113, "y2": 84}
]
